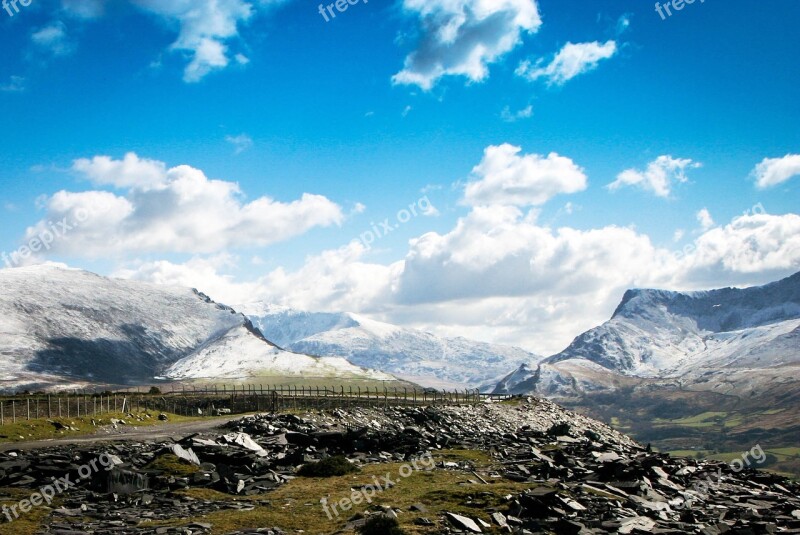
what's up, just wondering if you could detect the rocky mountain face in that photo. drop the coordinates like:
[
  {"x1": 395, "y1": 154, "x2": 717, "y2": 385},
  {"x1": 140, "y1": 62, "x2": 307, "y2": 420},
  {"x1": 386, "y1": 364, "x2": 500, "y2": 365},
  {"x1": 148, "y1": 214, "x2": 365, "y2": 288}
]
[
  {"x1": 0, "y1": 266, "x2": 390, "y2": 391},
  {"x1": 494, "y1": 272, "x2": 800, "y2": 468},
  {"x1": 495, "y1": 271, "x2": 800, "y2": 398},
  {"x1": 239, "y1": 303, "x2": 541, "y2": 390}
]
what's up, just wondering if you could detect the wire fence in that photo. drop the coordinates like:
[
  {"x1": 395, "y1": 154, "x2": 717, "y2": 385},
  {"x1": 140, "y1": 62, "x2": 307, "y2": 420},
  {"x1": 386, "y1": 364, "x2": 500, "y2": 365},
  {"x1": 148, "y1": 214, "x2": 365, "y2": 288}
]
[{"x1": 0, "y1": 386, "x2": 513, "y2": 424}]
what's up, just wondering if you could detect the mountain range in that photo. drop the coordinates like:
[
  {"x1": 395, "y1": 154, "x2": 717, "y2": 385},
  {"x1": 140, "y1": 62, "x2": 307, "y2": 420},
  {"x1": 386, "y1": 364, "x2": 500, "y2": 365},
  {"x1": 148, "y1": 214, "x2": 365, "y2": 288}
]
[
  {"x1": 493, "y1": 271, "x2": 800, "y2": 468},
  {"x1": 495, "y1": 271, "x2": 800, "y2": 398},
  {"x1": 0, "y1": 265, "x2": 391, "y2": 391},
  {"x1": 239, "y1": 303, "x2": 541, "y2": 390}
]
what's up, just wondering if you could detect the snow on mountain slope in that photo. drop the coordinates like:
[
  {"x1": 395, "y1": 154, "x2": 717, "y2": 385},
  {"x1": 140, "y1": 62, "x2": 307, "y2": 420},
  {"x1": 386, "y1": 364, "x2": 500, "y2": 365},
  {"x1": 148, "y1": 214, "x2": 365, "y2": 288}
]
[
  {"x1": 239, "y1": 303, "x2": 541, "y2": 390},
  {"x1": 0, "y1": 265, "x2": 390, "y2": 390},
  {"x1": 164, "y1": 325, "x2": 392, "y2": 380},
  {"x1": 496, "y1": 271, "x2": 800, "y2": 396}
]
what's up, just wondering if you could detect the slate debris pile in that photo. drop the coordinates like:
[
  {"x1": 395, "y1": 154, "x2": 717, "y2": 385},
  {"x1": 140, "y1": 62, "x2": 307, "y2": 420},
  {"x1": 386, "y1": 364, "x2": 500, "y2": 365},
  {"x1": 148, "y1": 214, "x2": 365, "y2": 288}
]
[
  {"x1": 449, "y1": 423, "x2": 800, "y2": 534},
  {"x1": 0, "y1": 398, "x2": 797, "y2": 534}
]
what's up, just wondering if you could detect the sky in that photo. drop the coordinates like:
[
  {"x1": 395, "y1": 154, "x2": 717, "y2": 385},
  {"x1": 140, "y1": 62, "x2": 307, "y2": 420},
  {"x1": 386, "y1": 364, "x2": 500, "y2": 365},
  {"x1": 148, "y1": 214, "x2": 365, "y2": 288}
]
[{"x1": 0, "y1": 0, "x2": 798, "y2": 356}]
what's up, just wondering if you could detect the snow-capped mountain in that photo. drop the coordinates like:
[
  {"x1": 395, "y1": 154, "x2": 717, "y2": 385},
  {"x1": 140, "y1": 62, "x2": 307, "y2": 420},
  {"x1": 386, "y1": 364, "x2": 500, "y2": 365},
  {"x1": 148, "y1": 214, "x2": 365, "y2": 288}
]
[
  {"x1": 0, "y1": 266, "x2": 390, "y2": 391},
  {"x1": 239, "y1": 303, "x2": 542, "y2": 390},
  {"x1": 495, "y1": 271, "x2": 800, "y2": 397}
]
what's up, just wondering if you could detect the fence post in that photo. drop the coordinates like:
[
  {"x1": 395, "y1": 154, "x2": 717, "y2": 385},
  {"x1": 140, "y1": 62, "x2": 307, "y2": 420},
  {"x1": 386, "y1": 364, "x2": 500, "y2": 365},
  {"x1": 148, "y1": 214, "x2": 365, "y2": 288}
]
[
  {"x1": 1, "y1": 401, "x2": 3, "y2": 425},
  {"x1": 13, "y1": 400, "x2": 16, "y2": 423}
]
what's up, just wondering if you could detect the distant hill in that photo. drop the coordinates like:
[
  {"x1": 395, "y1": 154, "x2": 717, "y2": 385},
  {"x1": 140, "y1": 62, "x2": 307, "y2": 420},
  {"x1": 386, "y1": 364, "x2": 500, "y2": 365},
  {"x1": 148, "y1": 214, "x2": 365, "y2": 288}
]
[
  {"x1": 240, "y1": 303, "x2": 542, "y2": 390},
  {"x1": 494, "y1": 272, "x2": 800, "y2": 472},
  {"x1": 0, "y1": 265, "x2": 391, "y2": 392}
]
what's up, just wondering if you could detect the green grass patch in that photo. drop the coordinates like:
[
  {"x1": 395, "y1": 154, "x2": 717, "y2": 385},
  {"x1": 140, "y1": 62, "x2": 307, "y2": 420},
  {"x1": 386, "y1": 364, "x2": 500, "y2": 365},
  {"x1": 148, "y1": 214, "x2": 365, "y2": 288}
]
[
  {"x1": 170, "y1": 449, "x2": 534, "y2": 534},
  {"x1": 298, "y1": 456, "x2": 359, "y2": 478},
  {"x1": 360, "y1": 516, "x2": 406, "y2": 535},
  {"x1": 0, "y1": 411, "x2": 210, "y2": 444},
  {"x1": 145, "y1": 453, "x2": 200, "y2": 477},
  {"x1": 765, "y1": 447, "x2": 800, "y2": 458},
  {"x1": 0, "y1": 488, "x2": 59, "y2": 535}
]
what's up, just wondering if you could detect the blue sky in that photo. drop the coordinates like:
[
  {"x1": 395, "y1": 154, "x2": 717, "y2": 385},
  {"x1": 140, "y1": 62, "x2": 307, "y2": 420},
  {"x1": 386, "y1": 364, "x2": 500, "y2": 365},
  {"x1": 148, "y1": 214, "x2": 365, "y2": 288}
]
[{"x1": 1, "y1": 0, "x2": 798, "y2": 354}]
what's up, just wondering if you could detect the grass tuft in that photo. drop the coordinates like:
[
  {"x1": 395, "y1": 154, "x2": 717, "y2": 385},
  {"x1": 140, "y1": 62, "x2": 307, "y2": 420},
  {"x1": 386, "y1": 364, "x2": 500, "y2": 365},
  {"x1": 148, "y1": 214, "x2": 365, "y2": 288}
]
[
  {"x1": 298, "y1": 456, "x2": 359, "y2": 478},
  {"x1": 359, "y1": 515, "x2": 406, "y2": 535}
]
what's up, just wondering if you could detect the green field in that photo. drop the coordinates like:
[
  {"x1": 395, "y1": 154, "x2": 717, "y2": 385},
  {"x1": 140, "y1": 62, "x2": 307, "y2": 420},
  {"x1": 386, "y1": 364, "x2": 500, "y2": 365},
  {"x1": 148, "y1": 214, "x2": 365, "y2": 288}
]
[{"x1": 0, "y1": 411, "x2": 209, "y2": 443}]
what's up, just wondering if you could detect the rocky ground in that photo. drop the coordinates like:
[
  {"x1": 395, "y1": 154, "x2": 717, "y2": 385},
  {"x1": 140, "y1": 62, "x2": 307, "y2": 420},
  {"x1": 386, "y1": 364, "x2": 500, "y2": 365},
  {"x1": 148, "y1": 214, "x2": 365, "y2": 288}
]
[{"x1": 0, "y1": 399, "x2": 797, "y2": 534}]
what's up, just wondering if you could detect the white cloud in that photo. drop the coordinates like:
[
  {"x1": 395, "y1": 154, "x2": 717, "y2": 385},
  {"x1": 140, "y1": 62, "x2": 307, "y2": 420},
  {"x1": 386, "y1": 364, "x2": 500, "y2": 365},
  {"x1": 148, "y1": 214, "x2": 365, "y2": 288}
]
[
  {"x1": 31, "y1": 22, "x2": 73, "y2": 56},
  {"x1": 117, "y1": 208, "x2": 800, "y2": 355},
  {"x1": 25, "y1": 154, "x2": 343, "y2": 257},
  {"x1": 463, "y1": 144, "x2": 587, "y2": 207},
  {"x1": 696, "y1": 208, "x2": 714, "y2": 230},
  {"x1": 393, "y1": 0, "x2": 542, "y2": 90},
  {"x1": 517, "y1": 40, "x2": 617, "y2": 86},
  {"x1": 751, "y1": 154, "x2": 800, "y2": 189},
  {"x1": 679, "y1": 213, "x2": 800, "y2": 279},
  {"x1": 500, "y1": 104, "x2": 533, "y2": 122},
  {"x1": 73, "y1": 152, "x2": 168, "y2": 189},
  {"x1": 226, "y1": 134, "x2": 254, "y2": 154},
  {"x1": 132, "y1": 0, "x2": 254, "y2": 82},
  {"x1": 114, "y1": 254, "x2": 265, "y2": 305},
  {"x1": 608, "y1": 155, "x2": 700, "y2": 198}
]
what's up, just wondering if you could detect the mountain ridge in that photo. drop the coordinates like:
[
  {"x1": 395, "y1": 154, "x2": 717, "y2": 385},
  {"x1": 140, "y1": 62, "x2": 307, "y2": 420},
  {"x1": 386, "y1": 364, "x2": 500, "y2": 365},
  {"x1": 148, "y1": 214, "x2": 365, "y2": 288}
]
[
  {"x1": 239, "y1": 303, "x2": 542, "y2": 390},
  {"x1": 0, "y1": 265, "x2": 391, "y2": 391}
]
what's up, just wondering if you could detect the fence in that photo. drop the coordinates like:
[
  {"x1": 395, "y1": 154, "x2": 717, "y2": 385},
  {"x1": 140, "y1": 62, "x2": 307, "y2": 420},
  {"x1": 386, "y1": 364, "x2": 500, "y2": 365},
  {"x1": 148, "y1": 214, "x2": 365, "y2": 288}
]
[
  {"x1": 0, "y1": 393, "x2": 140, "y2": 424},
  {"x1": 0, "y1": 386, "x2": 510, "y2": 424}
]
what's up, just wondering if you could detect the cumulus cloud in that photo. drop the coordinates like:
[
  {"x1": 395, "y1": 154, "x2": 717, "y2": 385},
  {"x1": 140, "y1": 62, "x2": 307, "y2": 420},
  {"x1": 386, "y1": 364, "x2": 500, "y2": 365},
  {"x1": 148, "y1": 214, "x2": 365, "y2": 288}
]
[
  {"x1": 114, "y1": 254, "x2": 265, "y2": 305},
  {"x1": 751, "y1": 154, "x2": 800, "y2": 189},
  {"x1": 23, "y1": 1, "x2": 262, "y2": 82},
  {"x1": 132, "y1": 0, "x2": 254, "y2": 82},
  {"x1": 679, "y1": 213, "x2": 800, "y2": 282},
  {"x1": 24, "y1": 153, "x2": 343, "y2": 257},
  {"x1": 517, "y1": 40, "x2": 617, "y2": 86},
  {"x1": 608, "y1": 155, "x2": 700, "y2": 198},
  {"x1": 393, "y1": 0, "x2": 542, "y2": 90},
  {"x1": 462, "y1": 144, "x2": 587, "y2": 207},
  {"x1": 696, "y1": 208, "x2": 714, "y2": 230},
  {"x1": 73, "y1": 152, "x2": 168, "y2": 189},
  {"x1": 118, "y1": 206, "x2": 800, "y2": 355}
]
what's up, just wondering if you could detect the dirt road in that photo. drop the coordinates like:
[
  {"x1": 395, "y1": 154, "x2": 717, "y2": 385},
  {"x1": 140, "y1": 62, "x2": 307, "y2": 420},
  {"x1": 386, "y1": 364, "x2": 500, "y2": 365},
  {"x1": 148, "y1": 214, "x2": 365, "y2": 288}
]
[{"x1": 0, "y1": 413, "x2": 256, "y2": 452}]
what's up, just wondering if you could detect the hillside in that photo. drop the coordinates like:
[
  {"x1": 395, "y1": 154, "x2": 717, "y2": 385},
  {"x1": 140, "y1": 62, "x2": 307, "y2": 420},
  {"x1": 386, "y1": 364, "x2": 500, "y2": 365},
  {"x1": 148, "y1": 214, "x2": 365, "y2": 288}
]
[
  {"x1": 240, "y1": 303, "x2": 541, "y2": 390},
  {"x1": 494, "y1": 272, "x2": 800, "y2": 471},
  {"x1": 0, "y1": 266, "x2": 390, "y2": 391}
]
